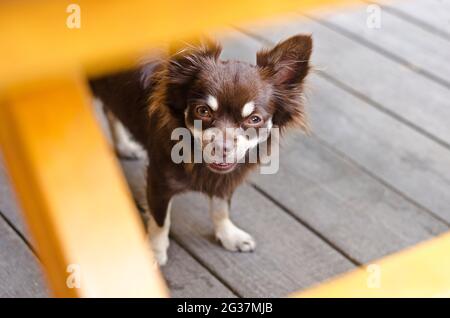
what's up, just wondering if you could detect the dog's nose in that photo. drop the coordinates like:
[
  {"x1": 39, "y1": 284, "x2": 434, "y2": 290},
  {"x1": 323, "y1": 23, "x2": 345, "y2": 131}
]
[
  {"x1": 226, "y1": 138, "x2": 237, "y2": 154},
  {"x1": 215, "y1": 138, "x2": 234, "y2": 155},
  {"x1": 223, "y1": 141, "x2": 231, "y2": 155}
]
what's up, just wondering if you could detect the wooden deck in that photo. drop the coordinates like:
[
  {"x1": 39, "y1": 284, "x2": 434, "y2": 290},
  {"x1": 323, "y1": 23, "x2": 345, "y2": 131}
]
[{"x1": 1, "y1": 0, "x2": 449, "y2": 297}]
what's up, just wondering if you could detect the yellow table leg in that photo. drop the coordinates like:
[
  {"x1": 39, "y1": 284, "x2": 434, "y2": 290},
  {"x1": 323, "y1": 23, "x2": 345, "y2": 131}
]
[{"x1": 0, "y1": 74, "x2": 168, "y2": 297}]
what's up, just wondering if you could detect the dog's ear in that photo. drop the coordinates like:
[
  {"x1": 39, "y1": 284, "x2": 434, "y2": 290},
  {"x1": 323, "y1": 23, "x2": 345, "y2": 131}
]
[
  {"x1": 257, "y1": 34, "x2": 312, "y2": 130},
  {"x1": 257, "y1": 34, "x2": 312, "y2": 86},
  {"x1": 164, "y1": 38, "x2": 221, "y2": 113},
  {"x1": 168, "y1": 38, "x2": 221, "y2": 85}
]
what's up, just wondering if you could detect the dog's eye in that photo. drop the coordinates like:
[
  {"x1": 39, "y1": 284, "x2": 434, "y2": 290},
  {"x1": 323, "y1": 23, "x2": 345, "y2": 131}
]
[
  {"x1": 195, "y1": 106, "x2": 211, "y2": 118},
  {"x1": 246, "y1": 115, "x2": 263, "y2": 125}
]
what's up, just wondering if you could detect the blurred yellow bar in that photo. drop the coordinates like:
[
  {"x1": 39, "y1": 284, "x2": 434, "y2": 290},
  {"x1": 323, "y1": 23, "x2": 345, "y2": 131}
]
[
  {"x1": 0, "y1": 74, "x2": 168, "y2": 297},
  {"x1": 0, "y1": 0, "x2": 356, "y2": 92},
  {"x1": 293, "y1": 232, "x2": 450, "y2": 297}
]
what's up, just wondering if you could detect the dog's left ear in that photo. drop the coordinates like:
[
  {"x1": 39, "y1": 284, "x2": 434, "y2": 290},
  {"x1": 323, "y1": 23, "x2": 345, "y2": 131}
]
[
  {"x1": 257, "y1": 34, "x2": 312, "y2": 86},
  {"x1": 257, "y1": 35, "x2": 312, "y2": 129}
]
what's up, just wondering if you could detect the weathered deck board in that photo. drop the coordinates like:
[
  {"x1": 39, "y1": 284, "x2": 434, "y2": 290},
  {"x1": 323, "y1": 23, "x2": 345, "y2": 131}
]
[
  {"x1": 236, "y1": 14, "x2": 450, "y2": 148},
  {"x1": 170, "y1": 187, "x2": 354, "y2": 297},
  {"x1": 0, "y1": 216, "x2": 48, "y2": 297},
  {"x1": 375, "y1": 0, "x2": 450, "y2": 41},
  {"x1": 0, "y1": 156, "x2": 29, "y2": 238},
  {"x1": 162, "y1": 241, "x2": 236, "y2": 298},
  {"x1": 307, "y1": 74, "x2": 450, "y2": 223},
  {"x1": 252, "y1": 135, "x2": 448, "y2": 263},
  {"x1": 308, "y1": 1, "x2": 450, "y2": 86}
]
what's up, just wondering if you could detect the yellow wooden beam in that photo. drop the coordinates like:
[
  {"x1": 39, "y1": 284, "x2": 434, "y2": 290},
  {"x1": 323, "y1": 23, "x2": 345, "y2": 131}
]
[
  {"x1": 0, "y1": 0, "x2": 356, "y2": 92},
  {"x1": 293, "y1": 232, "x2": 450, "y2": 297},
  {"x1": 0, "y1": 74, "x2": 168, "y2": 297}
]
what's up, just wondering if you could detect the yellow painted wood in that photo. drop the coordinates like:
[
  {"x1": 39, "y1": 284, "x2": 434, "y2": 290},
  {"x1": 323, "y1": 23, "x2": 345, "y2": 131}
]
[
  {"x1": 293, "y1": 232, "x2": 450, "y2": 297},
  {"x1": 0, "y1": 0, "x2": 356, "y2": 92},
  {"x1": 0, "y1": 74, "x2": 168, "y2": 297}
]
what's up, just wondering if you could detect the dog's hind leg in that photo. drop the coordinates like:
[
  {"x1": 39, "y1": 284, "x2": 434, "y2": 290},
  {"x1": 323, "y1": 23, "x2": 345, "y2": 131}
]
[
  {"x1": 209, "y1": 196, "x2": 256, "y2": 252},
  {"x1": 130, "y1": 167, "x2": 172, "y2": 266},
  {"x1": 145, "y1": 168, "x2": 179, "y2": 266},
  {"x1": 147, "y1": 199, "x2": 172, "y2": 266},
  {"x1": 105, "y1": 108, "x2": 146, "y2": 160}
]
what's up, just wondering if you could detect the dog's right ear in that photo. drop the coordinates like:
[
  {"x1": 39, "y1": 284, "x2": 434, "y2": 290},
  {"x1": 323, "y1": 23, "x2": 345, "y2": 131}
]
[
  {"x1": 164, "y1": 38, "x2": 221, "y2": 114},
  {"x1": 167, "y1": 38, "x2": 222, "y2": 85}
]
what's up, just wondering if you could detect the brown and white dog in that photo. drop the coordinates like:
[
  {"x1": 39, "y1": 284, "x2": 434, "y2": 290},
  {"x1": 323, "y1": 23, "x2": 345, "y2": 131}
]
[{"x1": 90, "y1": 34, "x2": 312, "y2": 265}]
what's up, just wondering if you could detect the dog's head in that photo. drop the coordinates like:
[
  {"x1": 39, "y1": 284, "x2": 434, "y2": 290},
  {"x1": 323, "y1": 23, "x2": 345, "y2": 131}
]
[{"x1": 164, "y1": 35, "x2": 312, "y2": 174}]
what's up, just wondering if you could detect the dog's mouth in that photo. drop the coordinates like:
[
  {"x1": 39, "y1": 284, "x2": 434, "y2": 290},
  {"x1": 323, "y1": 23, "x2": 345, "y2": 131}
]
[{"x1": 207, "y1": 162, "x2": 237, "y2": 173}]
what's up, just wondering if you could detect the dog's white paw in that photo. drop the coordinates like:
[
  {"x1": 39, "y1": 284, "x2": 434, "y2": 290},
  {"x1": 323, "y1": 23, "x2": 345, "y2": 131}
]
[
  {"x1": 116, "y1": 140, "x2": 146, "y2": 160},
  {"x1": 153, "y1": 249, "x2": 168, "y2": 266},
  {"x1": 150, "y1": 235, "x2": 170, "y2": 266},
  {"x1": 216, "y1": 220, "x2": 256, "y2": 252}
]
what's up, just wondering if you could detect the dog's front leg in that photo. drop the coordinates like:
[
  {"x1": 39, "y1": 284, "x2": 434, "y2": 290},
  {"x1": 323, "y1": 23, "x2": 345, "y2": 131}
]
[
  {"x1": 145, "y1": 170, "x2": 174, "y2": 266},
  {"x1": 209, "y1": 196, "x2": 256, "y2": 252}
]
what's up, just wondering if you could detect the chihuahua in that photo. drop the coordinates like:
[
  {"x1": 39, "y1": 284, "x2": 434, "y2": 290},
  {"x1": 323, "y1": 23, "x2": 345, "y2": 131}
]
[{"x1": 90, "y1": 34, "x2": 312, "y2": 265}]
